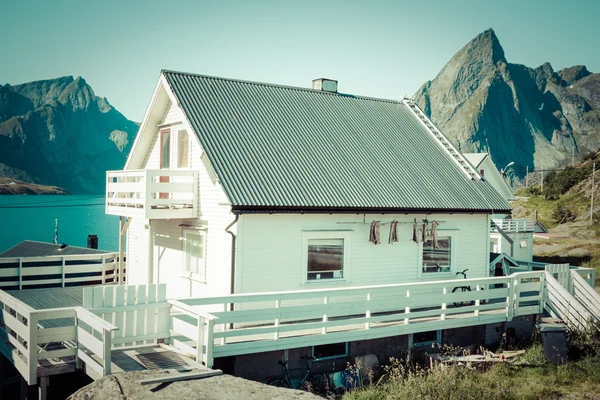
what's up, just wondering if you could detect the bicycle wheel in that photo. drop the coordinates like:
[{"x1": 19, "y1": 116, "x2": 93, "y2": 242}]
[
  {"x1": 269, "y1": 379, "x2": 290, "y2": 388},
  {"x1": 452, "y1": 286, "x2": 473, "y2": 307}
]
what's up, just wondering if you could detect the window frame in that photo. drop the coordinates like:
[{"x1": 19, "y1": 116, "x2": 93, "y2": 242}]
[
  {"x1": 182, "y1": 229, "x2": 207, "y2": 283},
  {"x1": 417, "y1": 231, "x2": 457, "y2": 279},
  {"x1": 301, "y1": 230, "x2": 351, "y2": 285},
  {"x1": 174, "y1": 126, "x2": 191, "y2": 170},
  {"x1": 312, "y1": 342, "x2": 349, "y2": 361}
]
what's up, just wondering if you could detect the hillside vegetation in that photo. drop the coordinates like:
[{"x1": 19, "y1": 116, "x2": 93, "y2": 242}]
[{"x1": 511, "y1": 152, "x2": 600, "y2": 279}]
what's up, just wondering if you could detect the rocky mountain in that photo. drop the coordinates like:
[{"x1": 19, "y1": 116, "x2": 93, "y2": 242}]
[
  {"x1": 0, "y1": 76, "x2": 138, "y2": 193},
  {"x1": 415, "y1": 29, "x2": 600, "y2": 180}
]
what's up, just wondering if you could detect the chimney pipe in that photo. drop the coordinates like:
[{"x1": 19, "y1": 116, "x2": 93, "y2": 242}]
[{"x1": 87, "y1": 234, "x2": 98, "y2": 249}]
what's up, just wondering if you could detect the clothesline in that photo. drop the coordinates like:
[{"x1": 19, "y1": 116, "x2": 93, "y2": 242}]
[{"x1": 336, "y1": 219, "x2": 446, "y2": 226}]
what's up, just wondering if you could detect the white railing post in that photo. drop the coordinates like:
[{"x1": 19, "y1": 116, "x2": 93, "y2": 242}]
[
  {"x1": 144, "y1": 169, "x2": 151, "y2": 213},
  {"x1": 441, "y1": 287, "x2": 447, "y2": 321},
  {"x1": 196, "y1": 314, "x2": 206, "y2": 364},
  {"x1": 322, "y1": 296, "x2": 328, "y2": 334},
  {"x1": 507, "y1": 279, "x2": 515, "y2": 320},
  {"x1": 475, "y1": 285, "x2": 480, "y2": 317},
  {"x1": 61, "y1": 256, "x2": 66, "y2": 287},
  {"x1": 404, "y1": 290, "x2": 410, "y2": 325},
  {"x1": 102, "y1": 329, "x2": 112, "y2": 375},
  {"x1": 274, "y1": 299, "x2": 280, "y2": 339},
  {"x1": 206, "y1": 319, "x2": 215, "y2": 368},
  {"x1": 18, "y1": 259, "x2": 22, "y2": 290},
  {"x1": 365, "y1": 293, "x2": 371, "y2": 329},
  {"x1": 27, "y1": 313, "x2": 38, "y2": 385}
]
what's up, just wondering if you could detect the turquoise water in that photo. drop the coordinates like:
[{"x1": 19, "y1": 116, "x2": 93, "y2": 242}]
[{"x1": 0, "y1": 195, "x2": 119, "y2": 253}]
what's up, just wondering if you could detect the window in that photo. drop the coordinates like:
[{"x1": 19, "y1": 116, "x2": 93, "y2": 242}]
[
  {"x1": 307, "y1": 238, "x2": 344, "y2": 280},
  {"x1": 183, "y1": 230, "x2": 206, "y2": 282},
  {"x1": 312, "y1": 342, "x2": 348, "y2": 360},
  {"x1": 160, "y1": 129, "x2": 171, "y2": 169},
  {"x1": 176, "y1": 129, "x2": 190, "y2": 168},
  {"x1": 411, "y1": 330, "x2": 441, "y2": 346},
  {"x1": 421, "y1": 236, "x2": 453, "y2": 274},
  {"x1": 520, "y1": 239, "x2": 528, "y2": 248},
  {"x1": 303, "y1": 231, "x2": 351, "y2": 283}
]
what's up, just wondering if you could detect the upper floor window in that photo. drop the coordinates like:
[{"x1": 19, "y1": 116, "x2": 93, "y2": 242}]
[
  {"x1": 421, "y1": 235, "x2": 453, "y2": 274},
  {"x1": 176, "y1": 129, "x2": 190, "y2": 168},
  {"x1": 160, "y1": 129, "x2": 171, "y2": 169}
]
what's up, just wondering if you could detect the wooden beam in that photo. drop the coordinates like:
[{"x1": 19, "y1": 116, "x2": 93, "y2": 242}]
[{"x1": 140, "y1": 369, "x2": 223, "y2": 385}]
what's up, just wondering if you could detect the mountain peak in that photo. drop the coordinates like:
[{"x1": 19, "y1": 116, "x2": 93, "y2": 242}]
[{"x1": 464, "y1": 28, "x2": 506, "y2": 65}]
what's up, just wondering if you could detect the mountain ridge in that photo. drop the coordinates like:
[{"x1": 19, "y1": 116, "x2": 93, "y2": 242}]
[
  {"x1": 415, "y1": 29, "x2": 600, "y2": 180},
  {"x1": 0, "y1": 76, "x2": 138, "y2": 193}
]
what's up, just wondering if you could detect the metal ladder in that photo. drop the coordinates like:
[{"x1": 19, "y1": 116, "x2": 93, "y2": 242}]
[{"x1": 402, "y1": 98, "x2": 480, "y2": 181}]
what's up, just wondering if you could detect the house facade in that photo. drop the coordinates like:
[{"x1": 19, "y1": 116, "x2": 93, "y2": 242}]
[{"x1": 107, "y1": 71, "x2": 512, "y2": 301}]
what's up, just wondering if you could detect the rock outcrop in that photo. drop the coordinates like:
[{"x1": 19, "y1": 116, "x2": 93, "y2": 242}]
[
  {"x1": 0, "y1": 76, "x2": 138, "y2": 193},
  {"x1": 415, "y1": 29, "x2": 600, "y2": 179}
]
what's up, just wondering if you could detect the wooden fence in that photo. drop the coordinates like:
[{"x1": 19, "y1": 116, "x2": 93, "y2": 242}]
[{"x1": 0, "y1": 253, "x2": 119, "y2": 290}]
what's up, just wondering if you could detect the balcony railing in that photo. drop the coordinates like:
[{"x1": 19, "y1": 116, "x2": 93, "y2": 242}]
[
  {"x1": 106, "y1": 169, "x2": 199, "y2": 219},
  {"x1": 491, "y1": 218, "x2": 535, "y2": 233}
]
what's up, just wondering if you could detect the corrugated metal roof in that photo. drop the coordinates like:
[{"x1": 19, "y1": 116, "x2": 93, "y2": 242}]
[
  {"x1": 0, "y1": 240, "x2": 110, "y2": 258},
  {"x1": 163, "y1": 71, "x2": 511, "y2": 212}
]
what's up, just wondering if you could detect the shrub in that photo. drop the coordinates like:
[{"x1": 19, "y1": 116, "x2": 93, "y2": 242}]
[
  {"x1": 552, "y1": 202, "x2": 575, "y2": 223},
  {"x1": 543, "y1": 166, "x2": 592, "y2": 200}
]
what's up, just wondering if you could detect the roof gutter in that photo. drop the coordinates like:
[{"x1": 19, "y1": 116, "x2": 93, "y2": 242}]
[
  {"x1": 225, "y1": 214, "x2": 239, "y2": 295},
  {"x1": 231, "y1": 206, "x2": 511, "y2": 215}
]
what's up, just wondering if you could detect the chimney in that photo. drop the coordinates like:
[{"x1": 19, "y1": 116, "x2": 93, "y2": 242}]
[
  {"x1": 312, "y1": 78, "x2": 338, "y2": 93},
  {"x1": 87, "y1": 234, "x2": 98, "y2": 249}
]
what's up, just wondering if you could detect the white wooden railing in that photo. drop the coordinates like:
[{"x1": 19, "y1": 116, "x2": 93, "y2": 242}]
[
  {"x1": 543, "y1": 272, "x2": 594, "y2": 331},
  {"x1": 491, "y1": 218, "x2": 535, "y2": 233},
  {"x1": 0, "y1": 290, "x2": 118, "y2": 385},
  {"x1": 0, "y1": 253, "x2": 118, "y2": 290},
  {"x1": 172, "y1": 272, "x2": 545, "y2": 366},
  {"x1": 106, "y1": 169, "x2": 199, "y2": 219}
]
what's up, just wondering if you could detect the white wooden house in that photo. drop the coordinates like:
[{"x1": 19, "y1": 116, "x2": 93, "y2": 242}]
[{"x1": 106, "y1": 72, "x2": 513, "y2": 301}]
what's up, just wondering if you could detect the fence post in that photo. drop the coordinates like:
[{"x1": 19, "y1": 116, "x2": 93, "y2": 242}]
[
  {"x1": 475, "y1": 285, "x2": 480, "y2": 317},
  {"x1": 27, "y1": 313, "x2": 38, "y2": 385},
  {"x1": 365, "y1": 293, "x2": 371, "y2": 329},
  {"x1": 18, "y1": 259, "x2": 22, "y2": 290},
  {"x1": 274, "y1": 299, "x2": 280, "y2": 339},
  {"x1": 404, "y1": 290, "x2": 410, "y2": 325},
  {"x1": 441, "y1": 287, "x2": 446, "y2": 321},
  {"x1": 507, "y1": 278, "x2": 515, "y2": 320},
  {"x1": 102, "y1": 329, "x2": 112, "y2": 375},
  {"x1": 322, "y1": 296, "x2": 328, "y2": 334},
  {"x1": 196, "y1": 314, "x2": 205, "y2": 365},
  {"x1": 206, "y1": 319, "x2": 215, "y2": 368},
  {"x1": 61, "y1": 257, "x2": 66, "y2": 287}
]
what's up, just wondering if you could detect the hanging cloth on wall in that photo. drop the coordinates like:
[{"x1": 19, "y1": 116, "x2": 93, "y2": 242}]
[
  {"x1": 431, "y1": 220, "x2": 439, "y2": 249},
  {"x1": 412, "y1": 218, "x2": 418, "y2": 243},
  {"x1": 369, "y1": 221, "x2": 381, "y2": 244},
  {"x1": 388, "y1": 220, "x2": 398, "y2": 244}
]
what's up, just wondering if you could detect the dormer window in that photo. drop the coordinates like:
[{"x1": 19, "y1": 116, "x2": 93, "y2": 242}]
[{"x1": 176, "y1": 129, "x2": 190, "y2": 168}]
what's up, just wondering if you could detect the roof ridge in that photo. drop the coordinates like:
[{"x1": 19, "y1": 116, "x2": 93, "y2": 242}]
[{"x1": 161, "y1": 69, "x2": 402, "y2": 105}]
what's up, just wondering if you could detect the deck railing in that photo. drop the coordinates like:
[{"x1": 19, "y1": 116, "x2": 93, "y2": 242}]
[
  {"x1": 106, "y1": 169, "x2": 199, "y2": 219},
  {"x1": 173, "y1": 271, "x2": 545, "y2": 366},
  {"x1": 0, "y1": 290, "x2": 117, "y2": 385},
  {"x1": 0, "y1": 253, "x2": 119, "y2": 290},
  {"x1": 491, "y1": 218, "x2": 536, "y2": 233}
]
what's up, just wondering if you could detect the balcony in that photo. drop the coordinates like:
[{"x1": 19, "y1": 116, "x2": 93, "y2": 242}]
[
  {"x1": 491, "y1": 218, "x2": 535, "y2": 233},
  {"x1": 106, "y1": 169, "x2": 198, "y2": 219}
]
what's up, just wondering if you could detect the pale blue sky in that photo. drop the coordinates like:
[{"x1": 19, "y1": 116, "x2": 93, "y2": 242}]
[{"x1": 1, "y1": 0, "x2": 598, "y2": 121}]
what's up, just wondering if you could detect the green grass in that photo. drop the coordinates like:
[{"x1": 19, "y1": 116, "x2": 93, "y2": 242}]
[{"x1": 345, "y1": 350, "x2": 600, "y2": 400}]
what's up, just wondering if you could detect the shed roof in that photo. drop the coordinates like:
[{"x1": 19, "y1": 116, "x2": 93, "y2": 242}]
[
  {"x1": 162, "y1": 71, "x2": 511, "y2": 213},
  {"x1": 463, "y1": 153, "x2": 489, "y2": 169},
  {"x1": 0, "y1": 240, "x2": 111, "y2": 258}
]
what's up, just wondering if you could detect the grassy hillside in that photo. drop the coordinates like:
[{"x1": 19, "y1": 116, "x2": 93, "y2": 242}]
[{"x1": 511, "y1": 152, "x2": 600, "y2": 279}]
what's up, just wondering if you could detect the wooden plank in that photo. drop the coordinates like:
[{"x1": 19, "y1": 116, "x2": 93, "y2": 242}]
[
  {"x1": 125, "y1": 286, "x2": 136, "y2": 346},
  {"x1": 146, "y1": 284, "x2": 157, "y2": 345},
  {"x1": 77, "y1": 350, "x2": 104, "y2": 380},
  {"x1": 37, "y1": 326, "x2": 77, "y2": 344},
  {"x1": 1, "y1": 309, "x2": 29, "y2": 338},
  {"x1": 77, "y1": 327, "x2": 103, "y2": 356},
  {"x1": 171, "y1": 316, "x2": 198, "y2": 340},
  {"x1": 140, "y1": 369, "x2": 222, "y2": 385},
  {"x1": 37, "y1": 348, "x2": 77, "y2": 360},
  {"x1": 114, "y1": 286, "x2": 125, "y2": 348},
  {"x1": 136, "y1": 285, "x2": 147, "y2": 345},
  {"x1": 111, "y1": 332, "x2": 171, "y2": 345},
  {"x1": 83, "y1": 287, "x2": 93, "y2": 309}
]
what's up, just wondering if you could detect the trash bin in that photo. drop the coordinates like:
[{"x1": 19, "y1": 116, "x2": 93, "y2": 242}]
[{"x1": 538, "y1": 323, "x2": 567, "y2": 365}]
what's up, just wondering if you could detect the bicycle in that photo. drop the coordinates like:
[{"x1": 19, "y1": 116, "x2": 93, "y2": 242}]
[
  {"x1": 451, "y1": 268, "x2": 488, "y2": 307},
  {"x1": 266, "y1": 356, "x2": 329, "y2": 394},
  {"x1": 452, "y1": 269, "x2": 475, "y2": 307}
]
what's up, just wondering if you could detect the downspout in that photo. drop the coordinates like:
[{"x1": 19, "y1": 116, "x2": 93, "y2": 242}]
[{"x1": 225, "y1": 214, "x2": 239, "y2": 295}]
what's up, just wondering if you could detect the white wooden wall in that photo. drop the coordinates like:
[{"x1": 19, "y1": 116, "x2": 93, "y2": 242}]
[
  {"x1": 235, "y1": 213, "x2": 490, "y2": 295},
  {"x1": 127, "y1": 99, "x2": 234, "y2": 299}
]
